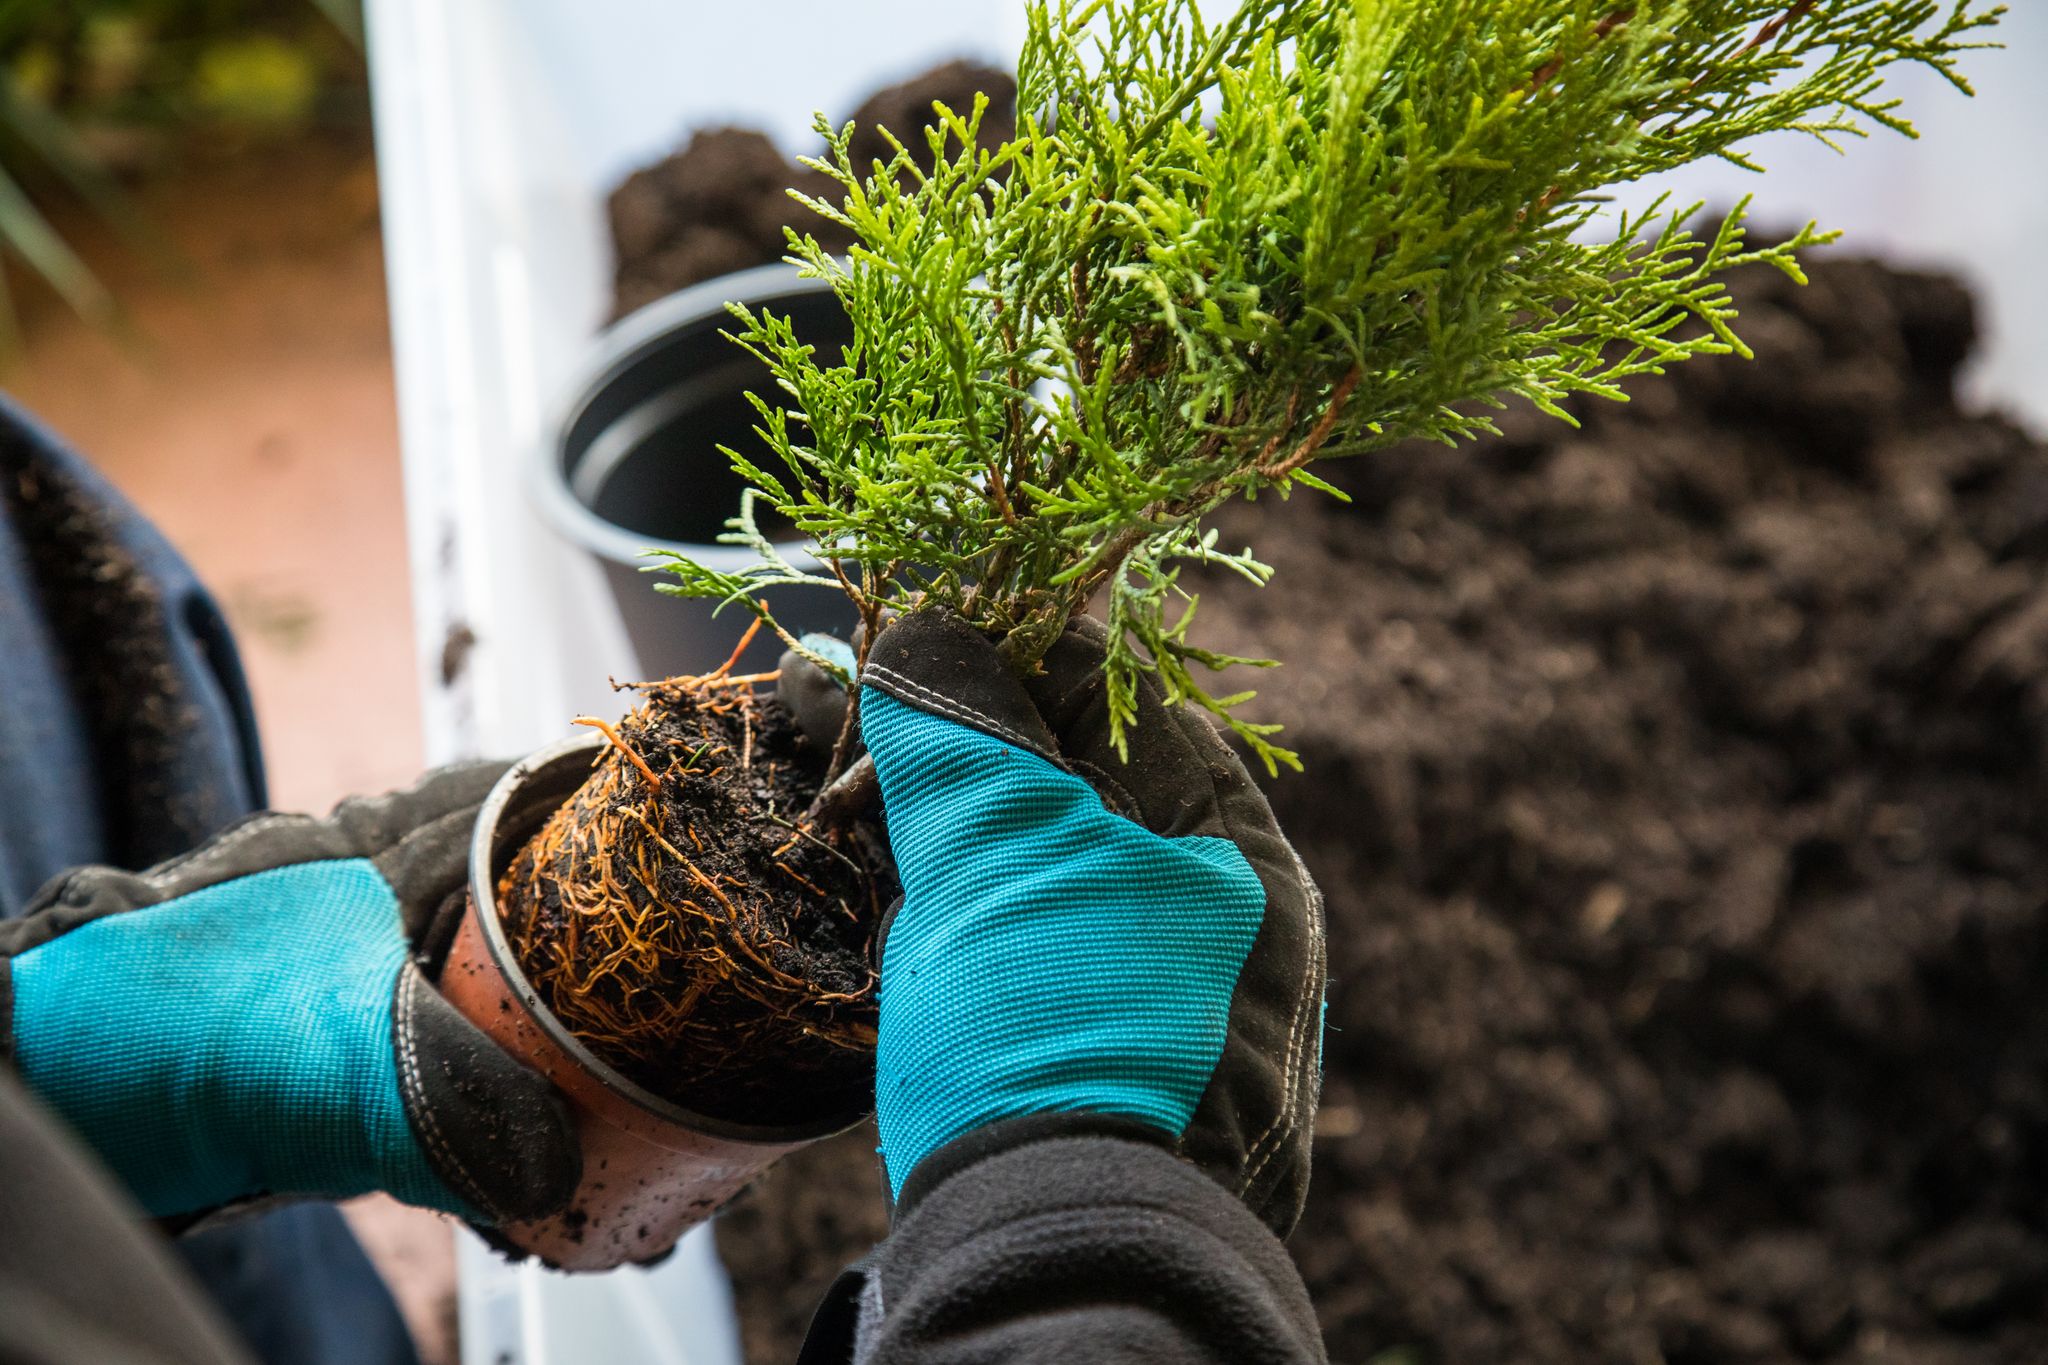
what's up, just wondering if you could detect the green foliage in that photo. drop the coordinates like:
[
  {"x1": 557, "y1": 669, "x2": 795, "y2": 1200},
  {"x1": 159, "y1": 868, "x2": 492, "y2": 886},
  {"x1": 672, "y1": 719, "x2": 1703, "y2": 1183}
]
[{"x1": 651, "y1": 0, "x2": 2003, "y2": 772}]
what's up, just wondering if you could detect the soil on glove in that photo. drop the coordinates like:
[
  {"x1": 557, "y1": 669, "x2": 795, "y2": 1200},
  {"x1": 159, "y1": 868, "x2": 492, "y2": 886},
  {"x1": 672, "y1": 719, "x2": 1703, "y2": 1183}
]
[
  {"x1": 710, "y1": 256, "x2": 2048, "y2": 1364},
  {"x1": 606, "y1": 60, "x2": 1015, "y2": 320},
  {"x1": 500, "y1": 681, "x2": 887, "y2": 1128}
]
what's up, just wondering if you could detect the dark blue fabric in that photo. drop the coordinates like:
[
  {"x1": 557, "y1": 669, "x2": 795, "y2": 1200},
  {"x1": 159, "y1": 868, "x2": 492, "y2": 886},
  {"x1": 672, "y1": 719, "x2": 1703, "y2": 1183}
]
[
  {"x1": 0, "y1": 396, "x2": 418, "y2": 1365},
  {"x1": 0, "y1": 394, "x2": 264, "y2": 901},
  {"x1": 0, "y1": 421, "x2": 112, "y2": 913}
]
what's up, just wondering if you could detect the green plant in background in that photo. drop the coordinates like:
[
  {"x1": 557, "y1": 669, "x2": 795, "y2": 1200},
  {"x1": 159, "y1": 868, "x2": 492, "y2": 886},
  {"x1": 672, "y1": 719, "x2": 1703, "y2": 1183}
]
[
  {"x1": 0, "y1": 0, "x2": 361, "y2": 346},
  {"x1": 650, "y1": 0, "x2": 2003, "y2": 775}
]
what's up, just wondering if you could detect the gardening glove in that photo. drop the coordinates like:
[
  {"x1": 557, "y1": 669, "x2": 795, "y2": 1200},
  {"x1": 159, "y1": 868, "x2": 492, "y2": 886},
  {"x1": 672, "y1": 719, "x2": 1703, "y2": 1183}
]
[
  {"x1": 0, "y1": 762, "x2": 581, "y2": 1225},
  {"x1": 778, "y1": 634, "x2": 860, "y2": 752},
  {"x1": 859, "y1": 609, "x2": 1327, "y2": 1235}
]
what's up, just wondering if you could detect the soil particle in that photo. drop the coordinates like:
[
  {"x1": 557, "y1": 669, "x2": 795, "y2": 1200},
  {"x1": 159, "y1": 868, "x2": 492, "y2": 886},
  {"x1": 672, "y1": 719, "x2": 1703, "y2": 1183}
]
[
  {"x1": 709, "y1": 257, "x2": 2048, "y2": 1364},
  {"x1": 439, "y1": 621, "x2": 476, "y2": 686},
  {"x1": 606, "y1": 60, "x2": 1016, "y2": 320}
]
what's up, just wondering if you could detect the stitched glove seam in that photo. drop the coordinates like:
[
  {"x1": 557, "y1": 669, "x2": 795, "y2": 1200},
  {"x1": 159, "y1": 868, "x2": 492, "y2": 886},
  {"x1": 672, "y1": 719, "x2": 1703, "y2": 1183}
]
[
  {"x1": 864, "y1": 662, "x2": 1057, "y2": 762},
  {"x1": 1238, "y1": 854, "x2": 1325, "y2": 1196},
  {"x1": 1166, "y1": 714, "x2": 1322, "y2": 1200},
  {"x1": 394, "y1": 964, "x2": 494, "y2": 1219},
  {"x1": 137, "y1": 813, "x2": 310, "y2": 889},
  {"x1": 1237, "y1": 948, "x2": 1320, "y2": 1195}
]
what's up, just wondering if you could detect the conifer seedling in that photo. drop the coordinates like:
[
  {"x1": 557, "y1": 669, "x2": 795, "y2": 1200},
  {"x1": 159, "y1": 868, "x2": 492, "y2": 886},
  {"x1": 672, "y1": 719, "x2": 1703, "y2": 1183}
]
[
  {"x1": 662, "y1": 0, "x2": 2003, "y2": 782},
  {"x1": 509, "y1": 0, "x2": 2004, "y2": 1121}
]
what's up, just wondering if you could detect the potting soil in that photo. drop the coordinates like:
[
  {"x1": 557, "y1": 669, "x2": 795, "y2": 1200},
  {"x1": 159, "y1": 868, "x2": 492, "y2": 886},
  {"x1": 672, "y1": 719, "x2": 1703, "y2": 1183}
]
[
  {"x1": 714, "y1": 256, "x2": 2048, "y2": 1364},
  {"x1": 500, "y1": 678, "x2": 887, "y2": 1128}
]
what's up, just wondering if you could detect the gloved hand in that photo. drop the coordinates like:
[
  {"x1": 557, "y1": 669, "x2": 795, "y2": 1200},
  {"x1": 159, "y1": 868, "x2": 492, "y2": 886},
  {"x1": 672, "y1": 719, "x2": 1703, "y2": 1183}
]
[
  {"x1": 0, "y1": 763, "x2": 580, "y2": 1224},
  {"x1": 851, "y1": 609, "x2": 1327, "y2": 1235}
]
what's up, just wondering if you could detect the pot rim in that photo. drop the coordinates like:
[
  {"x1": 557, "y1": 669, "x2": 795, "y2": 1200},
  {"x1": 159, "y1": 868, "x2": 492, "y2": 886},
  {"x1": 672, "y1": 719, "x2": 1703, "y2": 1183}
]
[
  {"x1": 467, "y1": 731, "x2": 867, "y2": 1145},
  {"x1": 533, "y1": 260, "x2": 838, "y2": 573}
]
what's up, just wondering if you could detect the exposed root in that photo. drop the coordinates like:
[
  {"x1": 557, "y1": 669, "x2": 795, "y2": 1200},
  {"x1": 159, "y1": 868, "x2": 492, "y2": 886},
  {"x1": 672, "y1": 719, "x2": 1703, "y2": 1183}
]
[
  {"x1": 501, "y1": 672, "x2": 889, "y2": 1125},
  {"x1": 572, "y1": 715, "x2": 659, "y2": 787},
  {"x1": 808, "y1": 752, "x2": 881, "y2": 828}
]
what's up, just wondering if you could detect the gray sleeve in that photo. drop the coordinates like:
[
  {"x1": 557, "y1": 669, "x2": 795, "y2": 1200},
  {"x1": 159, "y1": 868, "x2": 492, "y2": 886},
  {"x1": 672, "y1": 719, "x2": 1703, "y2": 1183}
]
[{"x1": 800, "y1": 1118, "x2": 1327, "y2": 1364}]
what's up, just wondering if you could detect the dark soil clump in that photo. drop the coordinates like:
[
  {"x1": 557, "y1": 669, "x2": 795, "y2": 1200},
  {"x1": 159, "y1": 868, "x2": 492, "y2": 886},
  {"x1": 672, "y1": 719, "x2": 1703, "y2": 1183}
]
[
  {"x1": 606, "y1": 60, "x2": 1015, "y2": 319},
  {"x1": 839, "y1": 59, "x2": 1019, "y2": 178},
  {"x1": 708, "y1": 256, "x2": 2048, "y2": 1363},
  {"x1": 499, "y1": 678, "x2": 886, "y2": 1128}
]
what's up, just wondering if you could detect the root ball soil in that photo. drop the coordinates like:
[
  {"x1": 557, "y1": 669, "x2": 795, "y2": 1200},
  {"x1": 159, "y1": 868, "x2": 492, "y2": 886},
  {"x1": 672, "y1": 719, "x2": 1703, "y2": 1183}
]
[
  {"x1": 498, "y1": 674, "x2": 886, "y2": 1128},
  {"x1": 712, "y1": 256, "x2": 2048, "y2": 1365}
]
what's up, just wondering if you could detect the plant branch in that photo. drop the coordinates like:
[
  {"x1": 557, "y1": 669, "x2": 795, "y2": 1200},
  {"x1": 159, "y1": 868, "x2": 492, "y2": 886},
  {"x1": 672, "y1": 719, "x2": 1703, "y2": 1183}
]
[{"x1": 653, "y1": 0, "x2": 2001, "y2": 787}]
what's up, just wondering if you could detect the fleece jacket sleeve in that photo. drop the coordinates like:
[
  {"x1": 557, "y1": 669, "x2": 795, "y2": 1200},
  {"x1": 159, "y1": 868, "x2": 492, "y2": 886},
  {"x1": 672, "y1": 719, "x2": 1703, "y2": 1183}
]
[{"x1": 799, "y1": 1116, "x2": 1328, "y2": 1364}]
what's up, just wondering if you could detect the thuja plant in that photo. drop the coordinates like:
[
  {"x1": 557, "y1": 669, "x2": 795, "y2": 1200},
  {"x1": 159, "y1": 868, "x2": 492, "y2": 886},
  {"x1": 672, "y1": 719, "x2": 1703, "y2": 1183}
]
[
  {"x1": 509, "y1": 0, "x2": 2000, "y2": 1123},
  {"x1": 669, "y1": 0, "x2": 2001, "y2": 779}
]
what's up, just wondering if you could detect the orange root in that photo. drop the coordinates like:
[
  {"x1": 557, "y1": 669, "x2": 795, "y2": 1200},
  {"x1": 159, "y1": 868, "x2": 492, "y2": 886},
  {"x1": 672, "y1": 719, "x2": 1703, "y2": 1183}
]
[
  {"x1": 501, "y1": 669, "x2": 883, "y2": 1118},
  {"x1": 571, "y1": 715, "x2": 660, "y2": 788},
  {"x1": 708, "y1": 613, "x2": 766, "y2": 679}
]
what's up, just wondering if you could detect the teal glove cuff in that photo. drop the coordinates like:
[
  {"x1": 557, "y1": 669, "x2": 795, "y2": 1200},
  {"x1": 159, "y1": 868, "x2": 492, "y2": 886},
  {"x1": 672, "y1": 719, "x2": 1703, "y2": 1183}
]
[
  {"x1": 10, "y1": 859, "x2": 471, "y2": 1219},
  {"x1": 866, "y1": 689, "x2": 1266, "y2": 1196}
]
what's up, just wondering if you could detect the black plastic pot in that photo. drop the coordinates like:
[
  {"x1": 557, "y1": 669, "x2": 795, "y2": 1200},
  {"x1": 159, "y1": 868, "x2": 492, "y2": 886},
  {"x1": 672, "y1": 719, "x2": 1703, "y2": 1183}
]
[{"x1": 539, "y1": 262, "x2": 857, "y2": 679}]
